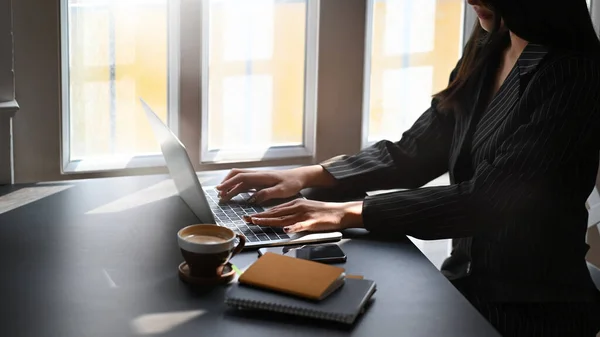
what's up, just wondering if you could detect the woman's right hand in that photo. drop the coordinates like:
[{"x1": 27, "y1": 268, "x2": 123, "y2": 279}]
[{"x1": 215, "y1": 165, "x2": 337, "y2": 204}]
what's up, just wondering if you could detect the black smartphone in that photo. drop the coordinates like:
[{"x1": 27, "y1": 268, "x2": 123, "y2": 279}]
[{"x1": 257, "y1": 244, "x2": 347, "y2": 264}]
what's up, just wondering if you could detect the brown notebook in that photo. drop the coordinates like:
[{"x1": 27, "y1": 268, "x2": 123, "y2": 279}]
[{"x1": 239, "y1": 252, "x2": 346, "y2": 301}]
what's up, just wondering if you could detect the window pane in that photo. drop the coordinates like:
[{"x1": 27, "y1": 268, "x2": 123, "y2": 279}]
[
  {"x1": 365, "y1": 0, "x2": 464, "y2": 143},
  {"x1": 67, "y1": 0, "x2": 168, "y2": 161},
  {"x1": 206, "y1": 0, "x2": 306, "y2": 151}
]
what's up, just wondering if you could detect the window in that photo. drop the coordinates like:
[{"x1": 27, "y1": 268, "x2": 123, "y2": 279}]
[
  {"x1": 201, "y1": 0, "x2": 317, "y2": 162},
  {"x1": 62, "y1": 0, "x2": 175, "y2": 171},
  {"x1": 22, "y1": 0, "x2": 474, "y2": 181},
  {"x1": 363, "y1": 0, "x2": 465, "y2": 145},
  {"x1": 60, "y1": 0, "x2": 316, "y2": 172}
]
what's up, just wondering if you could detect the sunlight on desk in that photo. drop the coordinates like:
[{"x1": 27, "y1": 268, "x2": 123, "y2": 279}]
[
  {"x1": 86, "y1": 180, "x2": 177, "y2": 215},
  {"x1": 130, "y1": 310, "x2": 206, "y2": 335},
  {"x1": 85, "y1": 177, "x2": 214, "y2": 215},
  {"x1": 0, "y1": 185, "x2": 73, "y2": 215}
]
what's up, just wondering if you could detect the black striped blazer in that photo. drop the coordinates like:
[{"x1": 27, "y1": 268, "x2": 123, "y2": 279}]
[{"x1": 322, "y1": 43, "x2": 600, "y2": 304}]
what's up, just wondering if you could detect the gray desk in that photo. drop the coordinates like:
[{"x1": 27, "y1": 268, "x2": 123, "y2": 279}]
[{"x1": 0, "y1": 172, "x2": 500, "y2": 337}]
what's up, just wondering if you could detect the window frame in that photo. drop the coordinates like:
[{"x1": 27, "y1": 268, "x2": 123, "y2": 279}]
[
  {"x1": 59, "y1": 0, "x2": 319, "y2": 175},
  {"x1": 360, "y1": 0, "x2": 469, "y2": 149},
  {"x1": 13, "y1": 0, "x2": 368, "y2": 182},
  {"x1": 59, "y1": 0, "x2": 181, "y2": 174},
  {"x1": 16, "y1": 0, "x2": 598, "y2": 183},
  {"x1": 199, "y1": 0, "x2": 318, "y2": 164}
]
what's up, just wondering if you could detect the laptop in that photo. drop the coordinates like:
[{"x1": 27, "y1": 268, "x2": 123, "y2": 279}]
[{"x1": 141, "y1": 99, "x2": 342, "y2": 249}]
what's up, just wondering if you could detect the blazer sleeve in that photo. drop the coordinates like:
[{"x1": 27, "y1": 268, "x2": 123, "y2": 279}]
[
  {"x1": 320, "y1": 60, "x2": 460, "y2": 192},
  {"x1": 360, "y1": 56, "x2": 600, "y2": 240}
]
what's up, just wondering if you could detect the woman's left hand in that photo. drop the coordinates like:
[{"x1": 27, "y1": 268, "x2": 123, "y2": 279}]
[{"x1": 243, "y1": 199, "x2": 364, "y2": 233}]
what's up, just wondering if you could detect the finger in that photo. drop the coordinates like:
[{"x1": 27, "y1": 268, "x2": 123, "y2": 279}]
[
  {"x1": 242, "y1": 205, "x2": 296, "y2": 222},
  {"x1": 218, "y1": 182, "x2": 249, "y2": 202},
  {"x1": 284, "y1": 220, "x2": 315, "y2": 234},
  {"x1": 248, "y1": 214, "x2": 304, "y2": 228},
  {"x1": 216, "y1": 173, "x2": 263, "y2": 195},
  {"x1": 250, "y1": 186, "x2": 285, "y2": 204},
  {"x1": 216, "y1": 169, "x2": 250, "y2": 191},
  {"x1": 216, "y1": 169, "x2": 245, "y2": 189}
]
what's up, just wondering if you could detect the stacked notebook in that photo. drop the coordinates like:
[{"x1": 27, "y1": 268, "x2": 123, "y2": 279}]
[{"x1": 224, "y1": 252, "x2": 376, "y2": 325}]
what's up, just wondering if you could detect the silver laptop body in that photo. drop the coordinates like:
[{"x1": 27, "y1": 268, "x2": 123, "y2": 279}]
[{"x1": 141, "y1": 99, "x2": 342, "y2": 248}]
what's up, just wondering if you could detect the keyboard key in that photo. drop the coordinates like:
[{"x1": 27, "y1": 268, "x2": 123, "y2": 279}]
[
  {"x1": 256, "y1": 234, "x2": 269, "y2": 241},
  {"x1": 267, "y1": 233, "x2": 280, "y2": 241},
  {"x1": 261, "y1": 229, "x2": 275, "y2": 235},
  {"x1": 249, "y1": 226, "x2": 264, "y2": 234},
  {"x1": 246, "y1": 235, "x2": 259, "y2": 243},
  {"x1": 238, "y1": 226, "x2": 252, "y2": 235},
  {"x1": 271, "y1": 227, "x2": 285, "y2": 234},
  {"x1": 260, "y1": 226, "x2": 275, "y2": 234},
  {"x1": 278, "y1": 233, "x2": 290, "y2": 239}
]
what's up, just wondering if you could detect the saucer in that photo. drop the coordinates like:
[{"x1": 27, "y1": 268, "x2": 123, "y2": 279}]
[{"x1": 178, "y1": 262, "x2": 236, "y2": 286}]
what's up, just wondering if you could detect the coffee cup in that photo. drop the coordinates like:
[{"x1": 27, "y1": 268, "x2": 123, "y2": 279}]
[{"x1": 177, "y1": 224, "x2": 245, "y2": 278}]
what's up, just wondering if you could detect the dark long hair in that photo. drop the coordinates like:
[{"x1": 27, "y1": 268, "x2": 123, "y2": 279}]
[{"x1": 434, "y1": 0, "x2": 600, "y2": 114}]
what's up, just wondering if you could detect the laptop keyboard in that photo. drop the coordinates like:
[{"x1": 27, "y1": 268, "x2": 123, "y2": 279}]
[{"x1": 204, "y1": 189, "x2": 290, "y2": 243}]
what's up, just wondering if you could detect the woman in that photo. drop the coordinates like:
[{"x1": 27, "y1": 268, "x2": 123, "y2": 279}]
[{"x1": 217, "y1": 0, "x2": 600, "y2": 335}]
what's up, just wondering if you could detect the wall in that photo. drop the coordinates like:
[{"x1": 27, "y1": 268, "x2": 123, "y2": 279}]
[
  {"x1": 0, "y1": 0, "x2": 14, "y2": 102},
  {"x1": 0, "y1": 0, "x2": 16, "y2": 185},
  {"x1": 587, "y1": 168, "x2": 600, "y2": 268},
  {"x1": 588, "y1": 226, "x2": 600, "y2": 268},
  {"x1": 12, "y1": 0, "x2": 62, "y2": 183}
]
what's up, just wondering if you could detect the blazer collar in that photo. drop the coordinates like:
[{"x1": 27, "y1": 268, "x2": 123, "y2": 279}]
[
  {"x1": 469, "y1": 43, "x2": 549, "y2": 153},
  {"x1": 517, "y1": 43, "x2": 549, "y2": 79}
]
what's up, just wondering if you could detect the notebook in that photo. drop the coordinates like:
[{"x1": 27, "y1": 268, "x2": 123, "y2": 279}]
[
  {"x1": 238, "y1": 252, "x2": 346, "y2": 301},
  {"x1": 225, "y1": 278, "x2": 377, "y2": 325}
]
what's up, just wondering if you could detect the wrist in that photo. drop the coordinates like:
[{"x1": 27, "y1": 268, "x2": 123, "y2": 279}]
[
  {"x1": 294, "y1": 165, "x2": 337, "y2": 189},
  {"x1": 341, "y1": 201, "x2": 364, "y2": 229}
]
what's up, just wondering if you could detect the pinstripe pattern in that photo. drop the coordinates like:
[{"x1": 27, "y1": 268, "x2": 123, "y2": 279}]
[
  {"x1": 321, "y1": 44, "x2": 600, "y2": 334},
  {"x1": 453, "y1": 277, "x2": 600, "y2": 336}
]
